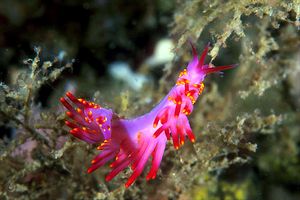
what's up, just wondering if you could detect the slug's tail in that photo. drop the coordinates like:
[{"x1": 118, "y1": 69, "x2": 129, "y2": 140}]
[
  {"x1": 60, "y1": 92, "x2": 113, "y2": 144},
  {"x1": 60, "y1": 92, "x2": 167, "y2": 188}
]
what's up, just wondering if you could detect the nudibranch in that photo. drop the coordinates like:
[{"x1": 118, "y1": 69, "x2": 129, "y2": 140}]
[{"x1": 60, "y1": 43, "x2": 235, "y2": 188}]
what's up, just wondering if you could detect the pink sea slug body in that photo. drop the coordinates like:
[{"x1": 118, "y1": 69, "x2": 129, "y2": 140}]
[{"x1": 60, "y1": 43, "x2": 234, "y2": 188}]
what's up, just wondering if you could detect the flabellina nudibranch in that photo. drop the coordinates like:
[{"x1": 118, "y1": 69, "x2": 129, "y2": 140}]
[{"x1": 60, "y1": 42, "x2": 235, "y2": 188}]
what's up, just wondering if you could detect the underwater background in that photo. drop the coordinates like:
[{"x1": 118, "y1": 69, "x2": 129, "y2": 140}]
[{"x1": 0, "y1": 0, "x2": 299, "y2": 199}]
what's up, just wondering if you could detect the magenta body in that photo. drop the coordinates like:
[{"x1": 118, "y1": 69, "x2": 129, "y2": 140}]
[{"x1": 60, "y1": 43, "x2": 234, "y2": 187}]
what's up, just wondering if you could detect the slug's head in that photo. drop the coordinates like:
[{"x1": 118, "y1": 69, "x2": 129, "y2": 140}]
[{"x1": 183, "y1": 42, "x2": 235, "y2": 84}]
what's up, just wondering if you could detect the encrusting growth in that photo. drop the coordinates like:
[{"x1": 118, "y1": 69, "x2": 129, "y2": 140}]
[{"x1": 60, "y1": 42, "x2": 235, "y2": 187}]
